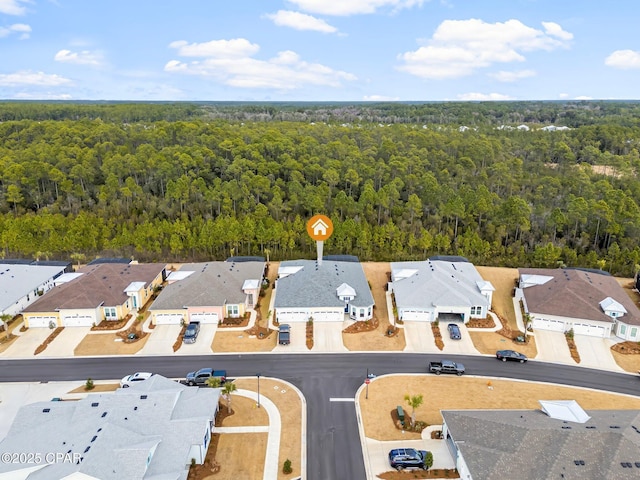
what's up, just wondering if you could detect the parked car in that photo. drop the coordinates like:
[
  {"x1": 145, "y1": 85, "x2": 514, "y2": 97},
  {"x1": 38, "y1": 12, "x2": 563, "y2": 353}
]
[
  {"x1": 120, "y1": 372, "x2": 154, "y2": 388},
  {"x1": 186, "y1": 367, "x2": 227, "y2": 386},
  {"x1": 388, "y1": 448, "x2": 430, "y2": 471},
  {"x1": 447, "y1": 323, "x2": 461, "y2": 340},
  {"x1": 183, "y1": 321, "x2": 201, "y2": 344},
  {"x1": 496, "y1": 349, "x2": 528, "y2": 363},
  {"x1": 278, "y1": 324, "x2": 291, "y2": 345},
  {"x1": 429, "y1": 360, "x2": 465, "y2": 375}
]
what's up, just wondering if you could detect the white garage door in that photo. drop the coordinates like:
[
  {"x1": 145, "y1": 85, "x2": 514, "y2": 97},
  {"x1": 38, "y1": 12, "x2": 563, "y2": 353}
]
[
  {"x1": 277, "y1": 311, "x2": 309, "y2": 323},
  {"x1": 190, "y1": 312, "x2": 219, "y2": 324},
  {"x1": 400, "y1": 310, "x2": 432, "y2": 321},
  {"x1": 62, "y1": 316, "x2": 94, "y2": 327},
  {"x1": 27, "y1": 316, "x2": 58, "y2": 328},
  {"x1": 532, "y1": 318, "x2": 565, "y2": 332},
  {"x1": 154, "y1": 313, "x2": 185, "y2": 325},
  {"x1": 311, "y1": 310, "x2": 343, "y2": 322},
  {"x1": 572, "y1": 323, "x2": 606, "y2": 337}
]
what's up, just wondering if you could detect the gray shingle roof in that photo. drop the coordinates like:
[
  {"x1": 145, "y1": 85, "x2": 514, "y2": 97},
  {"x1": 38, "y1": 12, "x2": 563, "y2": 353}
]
[
  {"x1": 274, "y1": 260, "x2": 374, "y2": 308},
  {"x1": 443, "y1": 409, "x2": 640, "y2": 480},
  {"x1": 0, "y1": 375, "x2": 220, "y2": 480},
  {"x1": 149, "y1": 261, "x2": 264, "y2": 310},
  {"x1": 391, "y1": 260, "x2": 490, "y2": 310},
  {"x1": 520, "y1": 268, "x2": 640, "y2": 326}
]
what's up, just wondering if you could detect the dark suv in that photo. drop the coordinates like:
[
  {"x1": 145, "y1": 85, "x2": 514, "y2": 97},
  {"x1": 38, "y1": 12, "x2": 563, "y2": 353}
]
[
  {"x1": 447, "y1": 323, "x2": 461, "y2": 340},
  {"x1": 388, "y1": 448, "x2": 430, "y2": 471}
]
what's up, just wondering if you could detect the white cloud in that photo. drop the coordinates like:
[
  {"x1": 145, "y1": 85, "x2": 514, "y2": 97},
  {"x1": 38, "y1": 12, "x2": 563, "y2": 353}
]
[
  {"x1": 54, "y1": 49, "x2": 102, "y2": 66},
  {"x1": 574, "y1": 95, "x2": 593, "y2": 100},
  {"x1": 286, "y1": 0, "x2": 425, "y2": 16},
  {"x1": 398, "y1": 18, "x2": 572, "y2": 79},
  {"x1": 169, "y1": 38, "x2": 259, "y2": 58},
  {"x1": 13, "y1": 92, "x2": 73, "y2": 100},
  {"x1": 542, "y1": 21, "x2": 573, "y2": 41},
  {"x1": 457, "y1": 92, "x2": 514, "y2": 101},
  {"x1": 489, "y1": 69, "x2": 536, "y2": 82},
  {"x1": 166, "y1": 37, "x2": 356, "y2": 90},
  {"x1": 0, "y1": 70, "x2": 72, "y2": 86},
  {"x1": 0, "y1": 0, "x2": 28, "y2": 15},
  {"x1": 265, "y1": 10, "x2": 337, "y2": 33},
  {"x1": 558, "y1": 92, "x2": 569, "y2": 98},
  {"x1": 604, "y1": 49, "x2": 640, "y2": 69},
  {"x1": 0, "y1": 23, "x2": 30, "y2": 39},
  {"x1": 363, "y1": 94, "x2": 400, "y2": 101}
]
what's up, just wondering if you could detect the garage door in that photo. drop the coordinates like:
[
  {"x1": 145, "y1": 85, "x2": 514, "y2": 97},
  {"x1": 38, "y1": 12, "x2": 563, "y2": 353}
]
[
  {"x1": 532, "y1": 318, "x2": 565, "y2": 332},
  {"x1": 62, "y1": 315, "x2": 94, "y2": 327},
  {"x1": 190, "y1": 312, "x2": 219, "y2": 324},
  {"x1": 26, "y1": 316, "x2": 58, "y2": 328},
  {"x1": 401, "y1": 310, "x2": 432, "y2": 321},
  {"x1": 276, "y1": 311, "x2": 308, "y2": 323},
  {"x1": 311, "y1": 310, "x2": 343, "y2": 322},
  {"x1": 154, "y1": 313, "x2": 185, "y2": 325},
  {"x1": 572, "y1": 323, "x2": 606, "y2": 337}
]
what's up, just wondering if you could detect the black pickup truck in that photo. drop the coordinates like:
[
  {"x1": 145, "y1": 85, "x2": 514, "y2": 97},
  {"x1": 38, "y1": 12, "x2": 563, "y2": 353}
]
[
  {"x1": 183, "y1": 321, "x2": 201, "y2": 344},
  {"x1": 278, "y1": 324, "x2": 291, "y2": 345},
  {"x1": 428, "y1": 360, "x2": 465, "y2": 376}
]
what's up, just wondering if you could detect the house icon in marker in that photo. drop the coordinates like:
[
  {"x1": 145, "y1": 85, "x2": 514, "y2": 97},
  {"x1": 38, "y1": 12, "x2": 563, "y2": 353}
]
[{"x1": 311, "y1": 218, "x2": 329, "y2": 236}]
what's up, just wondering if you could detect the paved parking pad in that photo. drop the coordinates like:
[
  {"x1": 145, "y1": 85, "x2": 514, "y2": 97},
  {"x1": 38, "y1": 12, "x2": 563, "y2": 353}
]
[
  {"x1": 533, "y1": 330, "x2": 574, "y2": 364},
  {"x1": 312, "y1": 322, "x2": 348, "y2": 352},
  {"x1": 273, "y1": 323, "x2": 308, "y2": 352},
  {"x1": 0, "y1": 328, "x2": 52, "y2": 358},
  {"x1": 573, "y1": 335, "x2": 624, "y2": 372},
  {"x1": 441, "y1": 323, "x2": 479, "y2": 355},
  {"x1": 176, "y1": 324, "x2": 216, "y2": 355},
  {"x1": 403, "y1": 322, "x2": 440, "y2": 353},
  {"x1": 137, "y1": 325, "x2": 182, "y2": 355},
  {"x1": 43, "y1": 327, "x2": 91, "y2": 357}
]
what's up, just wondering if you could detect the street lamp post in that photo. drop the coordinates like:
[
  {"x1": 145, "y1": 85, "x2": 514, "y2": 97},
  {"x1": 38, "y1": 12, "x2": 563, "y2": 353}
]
[{"x1": 257, "y1": 373, "x2": 261, "y2": 408}]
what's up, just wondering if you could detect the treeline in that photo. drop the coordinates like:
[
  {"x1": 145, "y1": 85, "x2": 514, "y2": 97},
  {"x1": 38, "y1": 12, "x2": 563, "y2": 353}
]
[{"x1": 1, "y1": 102, "x2": 640, "y2": 275}]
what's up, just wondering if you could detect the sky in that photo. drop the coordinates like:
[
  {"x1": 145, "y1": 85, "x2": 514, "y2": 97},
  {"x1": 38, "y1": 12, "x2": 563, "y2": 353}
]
[{"x1": 0, "y1": 0, "x2": 639, "y2": 102}]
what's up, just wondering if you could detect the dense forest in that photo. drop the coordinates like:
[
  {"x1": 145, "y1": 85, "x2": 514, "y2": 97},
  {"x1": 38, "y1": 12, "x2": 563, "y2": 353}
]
[{"x1": 1, "y1": 101, "x2": 640, "y2": 276}]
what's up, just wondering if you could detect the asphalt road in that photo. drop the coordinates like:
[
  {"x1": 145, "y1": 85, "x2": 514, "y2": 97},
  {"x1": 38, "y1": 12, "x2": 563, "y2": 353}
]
[{"x1": 1, "y1": 353, "x2": 638, "y2": 480}]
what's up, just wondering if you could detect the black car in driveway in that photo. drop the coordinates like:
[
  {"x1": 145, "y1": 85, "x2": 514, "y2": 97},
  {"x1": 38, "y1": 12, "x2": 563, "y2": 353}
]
[
  {"x1": 496, "y1": 349, "x2": 528, "y2": 363},
  {"x1": 447, "y1": 323, "x2": 461, "y2": 340},
  {"x1": 388, "y1": 448, "x2": 430, "y2": 471}
]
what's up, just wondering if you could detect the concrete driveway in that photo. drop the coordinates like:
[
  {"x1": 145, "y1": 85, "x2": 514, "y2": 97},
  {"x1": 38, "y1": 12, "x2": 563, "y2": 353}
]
[
  {"x1": 312, "y1": 322, "x2": 348, "y2": 352},
  {"x1": 441, "y1": 323, "x2": 479, "y2": 355},
  {"x1": 403, "y1": 322, "x2": 440, "y2": 353},
  {"x1": 573, "y1": 335, "x2": 625, "y2": 372},
  {"x1": 42, "y1": 327, "x2": 91, "y2": 357},
  {"x1": 176, "y1": 324, "x2": 216, "y2": 355},
  {"x1": 136, "y1": 325, "x2": 182, "y2": 355},
  {"x1": 273, "y1": 323, "x2": 308, "y2": 352},
  {"x1": 533, "y1": 330, "x2": 574, "y2": 364},
  {"x1": 0, "y1": 328, "x2": 51, "y2": 358}
]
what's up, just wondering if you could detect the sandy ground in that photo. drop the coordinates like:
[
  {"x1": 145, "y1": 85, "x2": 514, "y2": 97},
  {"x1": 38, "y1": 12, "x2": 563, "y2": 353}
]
[
  {"x1": 206, "y1": 379, "x2": 303, "y2": 480},
  {"x1": 476, "y1": 266, "x2": 520, "y2": 330},
  {"x1": 468, "y1": 331, "x2": 538, "y2": 357},
  {"x1": 343, "y1": 262, "x2": 406, "y2": 351},
  {"x1": 260, "y1": 262, "x2": 280, "y2": 324},
  {"x1": 212, "y1": 330, "x2": 277, "y2": 352},
  {"x1": 359, "y1": 375, "x2": 640, "y2": 441},
  {"x1": 74, "y1": 332, "x2": 151, "y2": 355}
]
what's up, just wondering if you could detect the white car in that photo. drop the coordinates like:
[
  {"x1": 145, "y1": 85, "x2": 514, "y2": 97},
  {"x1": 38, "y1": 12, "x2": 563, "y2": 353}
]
[{"x1": 120, "y1": 372, "x2": 154, "y2": 388}]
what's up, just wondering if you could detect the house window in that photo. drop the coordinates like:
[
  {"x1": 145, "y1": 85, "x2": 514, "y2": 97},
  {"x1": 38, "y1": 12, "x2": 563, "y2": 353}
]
[
  {"x1": 351, "y1": 306, "x2": 356, "y2": 316},
  {"x1": 226, "y1": 305, "x2": 239, "y2": 318},
  {"x1": 368, "y1": 307, "x2": 372, "y2": 316},
  {"x1": 104, "y1": 307, "x2": 117, "y2": 319},
  {"x1": 248, "y1": 294, "x2": 254, "y2": 305},
  {"x1": 620, "y1": 324, "x2": 627, "y2": 336},
  {"x1": 632, "y1": 327, "x2": 638, "y2": 338},
  {"x1": 470, "y1": 306, "x2": 481, "y2": 315},
  {"x1": 359, "y1": 308, "x2": 365, "y2": 318}
]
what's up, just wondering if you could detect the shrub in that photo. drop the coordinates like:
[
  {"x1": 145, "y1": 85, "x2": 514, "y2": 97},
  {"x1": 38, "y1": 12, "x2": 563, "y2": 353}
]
[
  {"x1": 424, "y1": 451, "x2": 434, "y2": 469},
  {"x1": 565, "y1": 328, "x2": 574, "y2": 339},
  {"x1": 85, "y1": 378, "x2": 95, "y2": 390},
  {"x1": 283, "y1": 459, "x2": 292, "y2": 474}
]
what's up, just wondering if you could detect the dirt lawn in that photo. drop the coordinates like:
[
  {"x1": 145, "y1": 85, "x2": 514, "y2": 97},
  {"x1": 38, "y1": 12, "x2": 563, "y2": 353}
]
[
  {"x1": 343, "y1": 262, "x2": 406, "y2": 351},
  {"x1": 476, "y1": 266, "x2": 519, "y2": 330},
  {"x1": 218, "y1": 377, "x2": 301, "y2": 480},
  {"x1": 74, "y1": 332, "x2": 150, "y2": 355},
  {"x1": 212, "y1": 330, "x2": 277, "y2": 352},
  {"x1": 360, "y1": 375, "x2": 640, "y2": 441},
  {"x1": 468, "y1": 331, "x2": 538, "y2": 357}
]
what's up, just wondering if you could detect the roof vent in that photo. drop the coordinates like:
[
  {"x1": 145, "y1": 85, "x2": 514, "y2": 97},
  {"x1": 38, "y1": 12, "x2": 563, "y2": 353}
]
[
  {"x1": 91, "y1": 402, "x2": 99, "y2": 407},
  {"x1": 91, "y1": 436, "x2": 97, "y2": 442},
  {"x1": 42, "y1": 408, "x2": 50, "y2": 413},
  {"x1": 140, "y1": 395, "x2": 147, "y2": 400},
  {"x1": 101, "y1": 412, "x2": 107, "y2": 418},
  {"x1": 610, "y1": 425, "x2": 621, "y2": 429},
  {"x1": 84, "y1": 446, "x2": 90, "y2": 453},
  {"x1": 561, "y1": 426, "x2": 571, "y2": 429}
]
